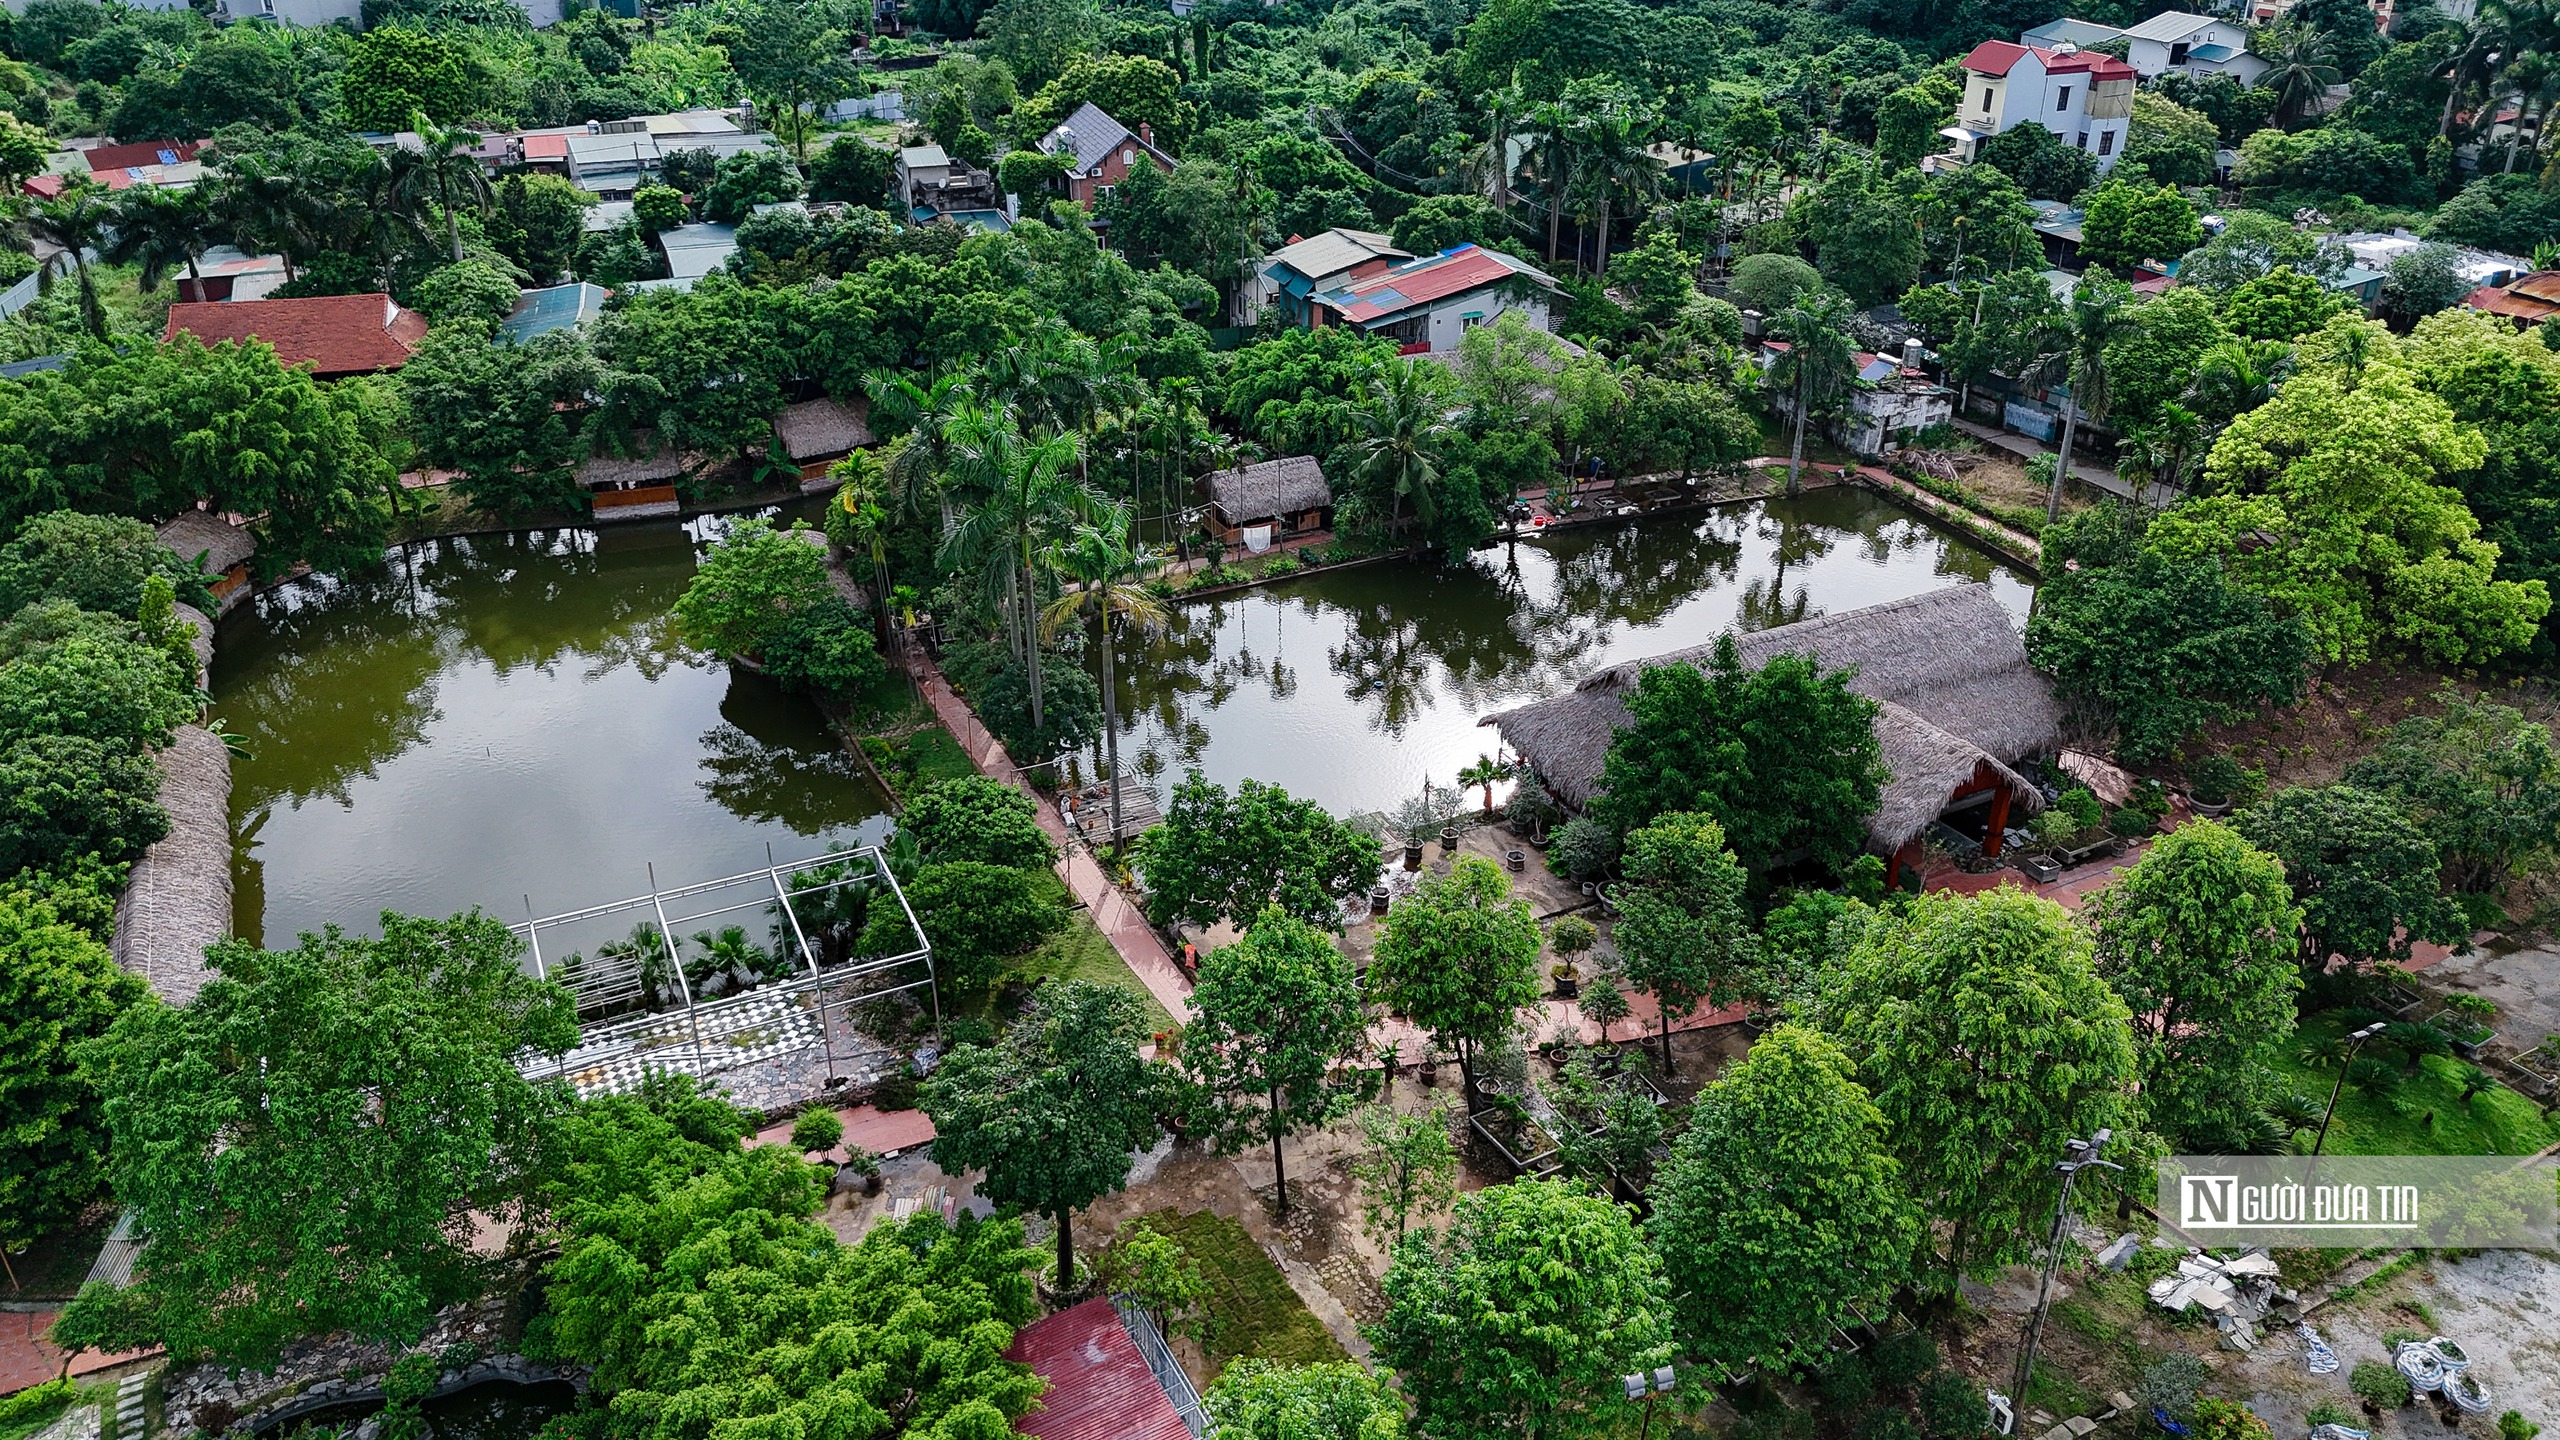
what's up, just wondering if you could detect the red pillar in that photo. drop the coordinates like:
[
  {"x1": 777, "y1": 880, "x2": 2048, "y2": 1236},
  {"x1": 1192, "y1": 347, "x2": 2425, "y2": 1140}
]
[{"x1": 1981, "y1": 782, "x2": 2013, "y2": 858}]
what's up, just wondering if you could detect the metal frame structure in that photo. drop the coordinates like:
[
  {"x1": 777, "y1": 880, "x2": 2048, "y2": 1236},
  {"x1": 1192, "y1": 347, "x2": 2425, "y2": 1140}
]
[{"x1": 512, "y1": 844, "x2": 936, "y2": 1093}]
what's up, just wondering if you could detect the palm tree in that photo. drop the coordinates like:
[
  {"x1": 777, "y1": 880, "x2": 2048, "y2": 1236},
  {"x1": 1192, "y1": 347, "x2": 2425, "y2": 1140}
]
[
  {"x1": 1350, "y1": 361, "x2": 1454, "y2": 544},
  {"x1": 2185, "y1": 337, "x2": 2293, "y2": 427},
  {"x1": 1528, "y1": 98, "x2": 1581, "y2": 264},
  {"x1": 396, "y1": 110, "x2": 494, "y2": 264},
  {"x1": 1469, "y1": 79, "x2": 1531, "y2": 218},
  {"x1": 2263, "y1": 24, "x2": 2343, "y2": 127},
  {"x1": 104, "y1": 184, "x2": 216, "y2": 294},
  {"x1": 211, "y1": 153, "x2": 324, "y2": 282},
  {"x1": 1039, "y1": 513, "x2": 1170, "y2": 845},
  {"x1": 1575, "y1": 100, "x2": 1664, "y2": 276},
  {"x1": 1765, "y1": 290, "x2": 1859, "y2": 497},
  {"x1": 2440, "y1": 0, "x2": 2529, "y2": 138},
  {"x1": 833, "y1": 449, "x2": 897, "y2": 643},
  {"x1": 2043, "y1": 274, "x2": 2137, "y2": 523},
  {"x1": 20, "y1": 182, "x2": 113, "y2": 340},
  {"x1": 351, "y1": 149, "x2": 433, "y2": 291},
  {"x1": 937, "y1": 405, "x2": 1098, "y2": 739},
  {"x1": 866, "y1": 368, "x2": 977, "y2": 525}
]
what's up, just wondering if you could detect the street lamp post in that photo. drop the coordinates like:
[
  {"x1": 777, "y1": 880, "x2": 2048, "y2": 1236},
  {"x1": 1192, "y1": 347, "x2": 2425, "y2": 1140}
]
[
  {"x1": 2011, "y1": 1130, "x2": 2123, "y2": 1407},
  {"x1": 2311, "y1": 1022, "x2": 2390, "y2": 1158},
  {"x1": 1623, "y1": 1365, "x2": 1677, "y2": 1440}
]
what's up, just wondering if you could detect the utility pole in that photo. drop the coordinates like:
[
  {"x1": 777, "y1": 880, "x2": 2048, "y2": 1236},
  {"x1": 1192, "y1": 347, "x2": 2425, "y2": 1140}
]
[{"x1": 2011, "y1": 1129, "x2": 2122, "y2": 1407}]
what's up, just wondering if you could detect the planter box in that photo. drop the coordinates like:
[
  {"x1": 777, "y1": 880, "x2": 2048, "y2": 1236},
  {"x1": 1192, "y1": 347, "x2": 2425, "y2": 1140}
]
[{"x1": 2018, "y1": 853, "x2": 2065, "y2": 884}]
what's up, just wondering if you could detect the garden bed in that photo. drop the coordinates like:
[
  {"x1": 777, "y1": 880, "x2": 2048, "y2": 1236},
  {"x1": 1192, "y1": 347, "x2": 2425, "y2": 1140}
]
[{"x1": 1122, "y1": 1208, "x2": 1346, "y2": 1381}]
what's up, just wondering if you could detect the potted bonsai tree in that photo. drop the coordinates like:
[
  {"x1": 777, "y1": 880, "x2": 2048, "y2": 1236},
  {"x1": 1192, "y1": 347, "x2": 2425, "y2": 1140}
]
[
  {"x1": 1581, "y1": 970, "x2": 1632, "y2": 1047},
  {"x1": 1549, "y1": 914, "x2": 1599, "y2": 998},
  {"x1": 2185, "y1": 753, "x2": 2245, "y2": 816}
]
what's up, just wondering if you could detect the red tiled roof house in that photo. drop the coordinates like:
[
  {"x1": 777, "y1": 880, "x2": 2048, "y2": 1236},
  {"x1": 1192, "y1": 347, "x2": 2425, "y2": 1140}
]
[
  {"x1": 162, "y1": 294, "x2": 431, "y2": 379},
  {"x1": 1942, "y1": 40, "x2": 2138, "y2": 171}
]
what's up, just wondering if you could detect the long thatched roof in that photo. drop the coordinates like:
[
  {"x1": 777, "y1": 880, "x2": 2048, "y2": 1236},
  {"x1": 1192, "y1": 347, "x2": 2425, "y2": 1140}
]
[
  {"x1": 111, "y1": 723, "x2": 233, "y2": 1006},
  {"x1": 157, "y1": 510, "x2": 255, "y2": 576},
  {"x1": 773, "y1": 396, "x2": 873, "y2": 461},
  {"x1": 1487, "y1": 583, "x2": 2061, "y2": 853},
  {"x1": 1204, "y1": 456, "x2": 1331, "y2": 524}
]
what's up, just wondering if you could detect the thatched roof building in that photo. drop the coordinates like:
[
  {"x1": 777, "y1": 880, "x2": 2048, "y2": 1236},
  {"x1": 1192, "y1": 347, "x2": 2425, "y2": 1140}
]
[
  {"x1": 157, "y1": 511, "x2": 257, "y2": 616},
  {"x1": 773, "y1": 397, "x2": 873, "y2": 484},
  {"x1": 111, "y1": 724, "x2": 233, "y2": 1006},
  {"x1": 1204, "y1": 456, "x2": 1331, "y2": 526},
  {"x1": 1488, "y1": 583, "x2": 2061, "y2": 857},
  {"x1": 577, "y1": 438, "x2": 686, "y2": 491}
]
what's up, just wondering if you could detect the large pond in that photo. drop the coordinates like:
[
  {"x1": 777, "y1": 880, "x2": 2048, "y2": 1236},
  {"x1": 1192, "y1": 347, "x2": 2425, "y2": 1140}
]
[
  {"x1": 1113, "y1": 489, "x2": 2036, "y2": 818},
  {"x1": 212, "y1": 516, "x2": 894, "y2": 947}
]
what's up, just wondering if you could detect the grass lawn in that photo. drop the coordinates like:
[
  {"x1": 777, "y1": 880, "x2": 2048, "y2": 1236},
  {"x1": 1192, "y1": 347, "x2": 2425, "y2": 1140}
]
[
  {"x1": 1003, "y1": 905, "x2": 1177, "y2": 1036},
  {"x1": 2273, "y1": 1012, "x2": 2560, "y2": 1156},
  {"x1": 1132, "y1": 1208, "x2": 1345, "y2": 1379}
]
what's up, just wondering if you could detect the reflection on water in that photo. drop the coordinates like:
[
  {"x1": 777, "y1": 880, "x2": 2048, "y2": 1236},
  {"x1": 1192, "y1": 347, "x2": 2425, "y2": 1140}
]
[
  {"x1": 1116, "y1": 490, "x2": 2037, "y2": 817},
  {"x1": 212, "y1": 518, "x2": 893, "y2": 946}
]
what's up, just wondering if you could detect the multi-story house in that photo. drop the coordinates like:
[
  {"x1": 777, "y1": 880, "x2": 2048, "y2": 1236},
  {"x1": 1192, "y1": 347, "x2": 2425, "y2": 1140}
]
[{"x1": 1938, "y1": 40, "x2": 2139, "y2": 173}]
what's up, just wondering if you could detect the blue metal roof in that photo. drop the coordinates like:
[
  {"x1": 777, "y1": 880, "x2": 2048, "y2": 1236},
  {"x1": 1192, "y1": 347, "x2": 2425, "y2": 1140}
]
[
  {"x1": 0, "y1": 354, "x2": 72, "y2": 380},
  {"x1": 2187, "y1": 42, "x2": 2238, "y2": 61},
  {"x1": 499, "y1": 282, "x2": 609, "y2": 342}
]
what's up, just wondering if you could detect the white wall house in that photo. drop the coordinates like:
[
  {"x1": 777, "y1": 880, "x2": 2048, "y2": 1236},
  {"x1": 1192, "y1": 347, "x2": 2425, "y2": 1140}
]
[
  {"x1": 1939, "y1": 40, "x2": 2138, "y2": 173},
  {"x1": 2120, "y1": 12, "x2": 2271, "y2": 85},
  {"x1": 1301, "y1": 243, "x2": 1559, "y2": 355}
]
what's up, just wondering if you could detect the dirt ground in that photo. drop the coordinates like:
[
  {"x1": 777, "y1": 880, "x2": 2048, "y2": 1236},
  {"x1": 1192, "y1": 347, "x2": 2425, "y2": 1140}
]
[
  {"x1": 2245, "y1": 1250, "x2": 2560, "y2": 1438},
  {"x1": 2429, "y1": 936, "x2": 2560, "y2": 1056}
]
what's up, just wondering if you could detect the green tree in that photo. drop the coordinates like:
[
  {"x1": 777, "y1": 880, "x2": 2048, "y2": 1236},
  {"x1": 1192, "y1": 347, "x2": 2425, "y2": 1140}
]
[
  {"x1": 103, "y1": 183, "x2": 216, "y2": 295},
  {"x1": 1096, "y1": 1219, "x2": 1210, "y2": 1340},
  {"x1": 921, "y1": 978, "x2": 1168, "y2": 1289},
  {"x1": 2079, "y1": 181, "x2": 2200, "y2": 273},
  {"x1": 1363, "y1": 856, "x2": 1542, "y2": 1104},
  {"x1": 0, "y1": 887, "x2": 145, "y2": 1282},
  {"x1": 2102, "y1": 287, "x2": 2228, "y2": 432},
  {"x1": 2222, "y1": 267, "x2": 2342, "y2": 341},
  {"x1": 486, "y1": 172, "x2": 590, "y2": 284},
  {"x1": 857, "y1": 858, "x2": 1059, "y2": 993},
  {"x1": 1592, "y1": 638, "x2": 1888, "y2": 882},
  {"x1": 1610, "y1": 228, "x2": 1699, "y2": 322},
  {"x1": 2238, "y1": 784, "x2": 2466, "y2": 969},
  {"x1": 1020, "y1": 53, "x2": 1193, "y2": 146},
  {"x1": 1726, "y1": 252, "x2": 1820, "y2": 316},
  {"x1": 979, "y1": 0, "x2": 1097, "y2": 90},
  {"x1": 0, "y1": 736, "x2": 168, "y2": 878},
  {"x1": 1350, "y1": 360, "x2": 1458, "y2": 545},
  {"x1": 2346, "y1": 692, "x2": 2560, "y2": 894},
  {"x1": 0, "y1": 622, "x2": 197, "y2": 752},
  {"x1": 671, "y1": 517, "x2": 836, "y2": 660},
  {"x1": 339, "y1": 26, "x2": 466, "y2": 132},
  {"x1": 1825, "y1": 886, "x2": 2137, "y2": 1278},
  {"x1": 2085, "y1": 821, "x2": 2303, "y2": 1150},
  {"x1": 631, "y1": 183, "x2": 689, "y2": 233},
  {"x1": 396, "y1": 113, "x2": 493, "y2": 265},
  {"x1": 898, "y1": 775, "x2": 1056, "y2": 870},
  {"x1": 2175, "y1": 213, "x2": 2346, "y2": 293},
  {"x1": 0, "y1": 113, "x2": 47, "y2": 192},
  {"x1": 0, "y1": 511, "x2": 210, "y2": 618},
  {"x1": 20, "y1": 182, "x2": 112, "y2": 340},
  {"x1": 538, "y1": 1078, "x2": 1045, "y2": 1440},
  {"x1": 1798, "y1": 162, "x2": 1923, "y2": 305},
  {"x1": 2121, "y1": 91, "x2": 2223, "y2": 186},
  {"x1": 2024, "y1": 507, "x2": 2313, "y2": 766},
  {"x1": 1767, "y1": 288, "x2": 1859, "y2": 496},
  {"x1": 401, "y1": 325, "x2": 602, "y2": 518},
  {"x1": 1368, "y1": 1179, "x2": 1671, "y2": 1440},
  {"x1": 2041, "y1": 272, "x2": 2137, "y2": 524},
  {"x1": 2382, "y1": 243, "x2": 2473, "y2": 321},
  {"x1": 1612, "y1": 812, "x2": 1756, "y2": 1073},
  {"x1": 1647, "y1": 1025, "x2": 1922, "y2": 1373},
  {"x1": 55, "y1": 913, "x2": 575, "y2": 1366},
  {"x1": 1875, "y1": 75, "x2": 1960, "y2": 170},
  {"x1": 1205, "y1": 1359, "x2": 1405, "y2": 1440},
  {"x1": 1183, "y1": 908, "x2": 1371, "y2": 1216},
  {"x1": 1038, "y1": 516, "x2": 1168, "y2": 844},
  {"x1": 409, "y1": 260, "x2": 519, "y2": 329},
  {"x1": 702, "y1": 147, "x2": 807, "y2": 224},
  {"x1": 1391, "y1": 194, "x2": 1503, "y2": 254},
  {"x1": 1348, "y1": 1102, "x2": 1458, "y2": 1249},
  {"x1": 1977, "y1": 121, "x2": 2099, "y2": 200},
  {"x1": 590, "y1": 277, "x2": 787, "y2": 462},
  {"x1": 726, "y1": 0, "x2": 853, "y2": 160},
  {"x1": 810, "y1": 136, "x2": 896, "y2": 206}
]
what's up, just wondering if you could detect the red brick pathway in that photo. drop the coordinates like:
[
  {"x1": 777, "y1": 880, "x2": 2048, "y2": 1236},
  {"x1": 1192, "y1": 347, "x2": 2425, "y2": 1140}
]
[{"x1": 0, "y1": 1309, "x2": 154, "y2": 1396}]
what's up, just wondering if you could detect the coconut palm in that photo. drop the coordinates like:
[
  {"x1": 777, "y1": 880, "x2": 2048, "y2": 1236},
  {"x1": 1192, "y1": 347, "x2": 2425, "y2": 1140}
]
[
  {"x1": 1528, "y1": 97, "x2": 1581, "y2": 263},
  {"x1": 2185, "y1": 337, "x2": 2293, "y2": 427},
  {"x1": 2439, "y1": 0, "x2": 2533, "y2": 138},
  {"x1": 19, "y1": 181, "x2": 113, "y2": 339},
  {"x1": 1350, "y1": 361, "x2": 1455, "y2": 543},
  {"x1": 103, "y1": 183, "x2": 217, "y2": 294},
  {"x1": 1039, "y1": 512, "x2": 1170, "y2": 845},
  {"x1": 2262, "y1": 24, "x2": 2343, "y2": 127},
  {"x1": 351, "y1": 148, "x2": 434, "y2": 291},
  {"x1": 832, "y1": 449, "x2": 897, "y2": 643},
  {"x1": 2042, "y1": 273, "x2": 2138, "y2": 523},
  {"x1": 395, "y1": 110, "x2": 494, "y2": 264},
  {"x1": 211, "y1": 152, "x2": 326, "y2": 282},
  {"x1": 1765, "y1": 289, "x2": 1859, "y2": 497},
  {"x1": 937, "y1": 406, "x2": 1099, "y2": 738},
  {"x1": 1574, "y1": 100, "x2": 1664, "y2": 276},
  {"x1": 1468, "y1": 79, "x2": 1531, "y2": 216},
  {"x1": 867, "y1": 368, "x2": 978, "y2": 527}
]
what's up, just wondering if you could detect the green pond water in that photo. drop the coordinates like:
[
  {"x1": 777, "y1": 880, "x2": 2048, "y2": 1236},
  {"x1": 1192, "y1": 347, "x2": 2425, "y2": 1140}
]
[
  {"x1": 211, "y1": 513, "x2": 895, "y2": 946},
  {"x1": 1112, "y1": 488, "x2": 2036, "y2": 818}
]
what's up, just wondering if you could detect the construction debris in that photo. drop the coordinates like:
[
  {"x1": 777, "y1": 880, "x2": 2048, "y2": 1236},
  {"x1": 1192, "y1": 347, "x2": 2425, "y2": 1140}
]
[
  {"x1": 2297, "y1": 1323, "x2": 2340, "y2": 1375},
  {"x1": 2146, "y1": 1250, "x2": 2297, "y2": 1350}
]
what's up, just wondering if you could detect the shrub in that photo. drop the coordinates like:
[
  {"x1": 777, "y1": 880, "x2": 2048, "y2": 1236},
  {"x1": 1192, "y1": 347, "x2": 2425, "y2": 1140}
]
[
  {"x1": 761, "y1": 596, "x2": 885, "y2": 700},
  {"x1": 2191, "y1": 1399, "x2": 2275, "y2": 1440},
  {"x1": 0, "y1": 626, "x2": 198, "y2": 751},
  {"x1": 0, "y1": 1380, "x2": 77, "y2": 1436},
  {"x1": 1549, "y1": 914, "x2": 1599, "y2": 959},
  {"x1": 789, "y1": 1105, "x2": 843, "y2": 1154},
  {"x1": 2133, "y1": 1354, "x2": 2207, "y2": 1423},
  {"x1": 1859, "y1": 1410, "x2": 1922, "y2": 1440},
  {"x1": 899, "y1": 775, "x2": 1056, "y2": 870},
  {"x1": 1550, "y1": 817, "x2": 1619, "y2": 881},
  {"x1": 1919, "y1": 1370, "x2": 1989, "y2": 1438},
  {"x1": 2187, "y1": 753, "x2": 2247, "y2": 807},
  {"x1": 857, "y1": 859, "x2": 1060, "y2": 993},
  {"x1": 1871, "y1": 1329, "x2": 1938, "y2": 1390},
  {"x1": 0, "y1": 735, "x2": 169, "y2": 875},
  {"x1": 2306, "y1": 1402, "x2": 2355, "y2": 1429},
  {"x1": 1817, "y1": 1352, "x2": 1874, "y2": 1411},
  {"x1": 2497, "y1": 1412, "x2": 2540, "y2": 1440},
  {"x1": 2350, "y1": 1360, "x2": 2412, "y2": 1410},
  {"x1": 0, "y1": 511, "x2": 212, "y2": 617},
  {"x1": 2059, "y1": 786, "x2": 2104, "y2": 830},
  {"x1": 631, "y1": 184, "x2": 688, "y2": 232}
]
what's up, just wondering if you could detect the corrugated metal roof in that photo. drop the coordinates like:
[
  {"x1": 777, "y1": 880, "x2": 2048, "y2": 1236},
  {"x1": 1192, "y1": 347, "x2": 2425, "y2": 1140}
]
[
  {"x1": 2122, "y1": 9, "x2": 2225, "y2": 41},
  {"x1": 1317, "y1": 244, "x2": 1553, "y2": 324},
  {"x1": 1005, "y1": 1299, "x2": 1193, "y2": 1440},
  {"x1": 1263, "y1": 228, "x2": 1407, "y2": 283}
]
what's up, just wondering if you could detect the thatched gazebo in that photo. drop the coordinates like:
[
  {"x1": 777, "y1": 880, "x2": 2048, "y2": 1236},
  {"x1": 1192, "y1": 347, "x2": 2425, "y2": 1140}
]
[
  {"x1": 157, "y1": 511, "x2": 257, "y2": 617},
  {"x1": 772, "y1": 397, "x2": 874, "y2": 491},
  {"x1": 1488, "y1": 583, "x2": 2061, "y2": 867},
  {"x1": 578, "y1": 438, "x2": 686, "y2": 522},
  {"x1": 1201, "y1": 456, "x2": 1332, "y2": 545},
  {"x1": 111, "y1": 723, "x2": 233, "y2": 1006}
]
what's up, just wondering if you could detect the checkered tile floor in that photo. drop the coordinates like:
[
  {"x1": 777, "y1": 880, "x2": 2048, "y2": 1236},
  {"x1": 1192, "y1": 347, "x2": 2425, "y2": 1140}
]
[{"x1": 548, "y1": 991, "x2": 826, "y2": 1098}]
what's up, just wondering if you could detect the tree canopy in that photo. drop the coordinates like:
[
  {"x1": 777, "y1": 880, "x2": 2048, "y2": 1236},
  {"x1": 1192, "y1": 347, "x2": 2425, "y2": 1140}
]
[{"x1": 1131, "y1": 773, "x2": 1384, "y2": 933}]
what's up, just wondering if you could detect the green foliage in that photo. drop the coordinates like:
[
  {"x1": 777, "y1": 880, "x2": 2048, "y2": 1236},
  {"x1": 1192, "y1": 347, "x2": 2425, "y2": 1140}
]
[
  {"x1": 1369, "y1": 1179, "x2": 1670, "y2": 1440},
  {"x1": 2350, "y1": 1361, "x2": 2413, "y2": 1410},
  {"x1": 0, "y1": 885, "x2": 145, "y2": 1255},
  {"x1": 1825, "y1": 887, "x2": 2136, "y2": 1277},
  {"x1": 486, "y1": 173, "x2": 590, "y2": 285},
  {"x1": 0, "y1": 338, "x2": 401, "y2": 578},
  {"x1": 0, "y1": 511, "x2": 211, "y2": 618},
  {"x1": 898, "y1": 775, "x2": 1054, "y2": 870},
  {"x1": 1613, "y1": 812, "x2": 1756, "y2": 1066},
  {"x1": 1649, "y1": 1025, "x2": 1921, "y2": 1372},
  {"x1": 1204, "y1": 1359, "x2": 1404, "y2": 1440},
  {"x1": 2026, "y1": 506, "x2": 2312, "y2": 766},
  {"x1": 1548, "y1": 815, "x2": 1618, "y2": 881},
  {"x1": 339, "y1": 26, "x2": 467, "y2": 132},
  {"x1": 1021, "y1": 52, "x2": 1191, "y2": 146},
  {"x1": 1920, "y1": 1369, "x2": 1990, "y2": 1438},
  {"x1": 1097, "y1": 1218, "x2": 1212, "y2": 1340},
  {"x1": 408, "y1": 260, "x2": 520, "y2": 330},
  {"x1": 402, "y1": 327, "x2": 601, "y2": 517},
  {"x1": 2121, "y1": 91, "x2": 2221, "y2": 187},
  {"x1": 1593, "y1": 637, "x2": 1887, "y2": 882},
  {"x1": 2497, "y1": 1413, "x2": 2540, "y2": 1440},
  {"x1": 1726, "y1": 252, "x2": 1821, "y2": 317},
  {"x1": 1363, "y1": 856, "x2": 1542, "y2": 1095},
  {"x1": 2236, "y1": 784, "x2": 2465, "y2": 968},
  {"x1": 860, "y1": 859, "x2": 1058, "y2": 993},
  {"x1": 1391, "y1": 194, "x2": 1503, "y2": 254},
  {"x1": 537, "y1": 1077, "x2": 1043, "y2": 1440},
  {"x1": 1977, "y1": 122, "x2": 2098, "y2": 201},
  {"x1": 2079, "y1": 181, "x2": 2199, "y2": 273},
  {"x1": 2223, "y1": 267, "x2": 2343, "y2": 342},
  {"x1": 922, "y1": 978, "x2": 1168, "y2": 1287},
  {"x1": 672, "y1": 518, "x2": 836, "y2": 660},
  {"x1": 1130, "y1": 772, "x2": 1382, "y2": 932},
  {"x1": 2086, "y1": 821, "x2": 2302, "y2": 1150},
  {"x1": 1797, "y1": 162, "x2": 1922, "y2": 306},
  {"x1": 0, "y1": 618, "x2": 196, "y2": 752},
  {"x1": 1350, "y1": 1102, "x2": 1457, "y2": 1250},
  {"x1": 0, "y1": 734, "x2": 166, "y2": 878},
  {"x1": 1183, "y1": 908, "x2": 1371, "y2": 1203},
  {"x1": 591, "y1": 277, "x2": 787, "y2": 460},
  {"x1": 631, "y1": 183, "x2": 689, "y2": 232},
  {"x1": 811, "y1": 137, "x2": 896, "y2": 206},
  {"x1": 702, "y1": 147, "x2": 806, "y2": 224},
  {"x1": 789, "y1": 1104, "x2": 843, "y2": 1154},
  {"x1": 58, "y1": 912, "x2": 576, "y2": 1366},
  {"x1": 2345, "y1": 690, "x2": 2560, "y2": 893}
]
